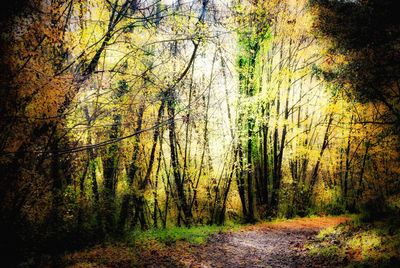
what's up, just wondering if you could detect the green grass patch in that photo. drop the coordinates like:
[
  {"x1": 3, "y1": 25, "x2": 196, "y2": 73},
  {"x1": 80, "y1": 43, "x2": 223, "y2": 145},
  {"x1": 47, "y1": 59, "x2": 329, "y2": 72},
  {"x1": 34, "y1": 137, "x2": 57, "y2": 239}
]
[
  {"x1": 308, "y1": 244, "x2": 344, "y2": 260},
  {"x1": 129, "y1": 224, "x2": 240, "y2": 246},
  {"x1": 316, "y1": 226, "x2": 336, "y2": 240},
  {"x1": 347, "y1": 230, "x2": 382, "y2": 259},
  {"x1": 307, "y1": 217, "x2": 400, "y2": 267}
]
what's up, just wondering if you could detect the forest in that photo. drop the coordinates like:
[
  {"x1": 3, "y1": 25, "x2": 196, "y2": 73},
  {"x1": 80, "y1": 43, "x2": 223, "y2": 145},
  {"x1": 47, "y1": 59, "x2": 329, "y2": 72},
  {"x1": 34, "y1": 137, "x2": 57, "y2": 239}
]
[{"x1": 0, "y1": 0, "x2": 399, "y2": 267}]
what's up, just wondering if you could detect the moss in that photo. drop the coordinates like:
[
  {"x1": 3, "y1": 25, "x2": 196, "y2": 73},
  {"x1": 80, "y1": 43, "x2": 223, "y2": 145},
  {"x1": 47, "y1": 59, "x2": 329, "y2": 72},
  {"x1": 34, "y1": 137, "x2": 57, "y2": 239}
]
[
  {"x1": 308, "y1": 244, "x2": 343, "y2": 259},
  {"x1": 307, "y1": 217, "x2": 400, "y2": 267},
  {"x1": 316, "y1": 226, "x2": 335, "y2": 240},
  {"x1": 347, "y1": 230, "x2": 381, "y2": 259}
]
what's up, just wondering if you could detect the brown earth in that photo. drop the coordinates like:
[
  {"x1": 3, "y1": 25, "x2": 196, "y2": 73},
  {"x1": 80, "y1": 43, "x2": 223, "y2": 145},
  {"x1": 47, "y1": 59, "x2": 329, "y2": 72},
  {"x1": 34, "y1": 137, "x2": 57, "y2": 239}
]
[
  {"x1": 64, "y1": 216, "x2": 350, "y2": 268},
  {"x1": 139, "y1": 216, "x2": 350, "y2": 268}
]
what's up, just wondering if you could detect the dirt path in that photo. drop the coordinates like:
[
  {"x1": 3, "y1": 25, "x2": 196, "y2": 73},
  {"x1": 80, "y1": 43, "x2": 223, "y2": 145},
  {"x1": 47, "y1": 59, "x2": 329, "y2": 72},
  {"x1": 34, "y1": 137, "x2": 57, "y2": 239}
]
[
  {"x1": 142, "y1": 216, "x2": 350, "y2": 268},
  {"x1": 63, "y1": 216, "x2": 350, "y2": 267}
]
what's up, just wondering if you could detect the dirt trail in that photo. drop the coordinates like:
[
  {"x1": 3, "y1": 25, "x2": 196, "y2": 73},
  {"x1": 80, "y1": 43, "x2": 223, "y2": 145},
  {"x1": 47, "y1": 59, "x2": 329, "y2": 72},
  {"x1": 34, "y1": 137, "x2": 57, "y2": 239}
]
[{"x1": 143, "y1": 216, "x2": 350, "y2": 268}]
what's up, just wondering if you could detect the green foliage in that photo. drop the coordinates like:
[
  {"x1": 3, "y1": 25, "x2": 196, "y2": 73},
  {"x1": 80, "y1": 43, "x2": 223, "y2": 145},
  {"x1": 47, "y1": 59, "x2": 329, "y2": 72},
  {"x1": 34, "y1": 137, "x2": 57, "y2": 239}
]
[
  {"x1": 307, "y1": 218, "x2": 400, "y2": 267},
  {"x1": 2, "y1": 0, "x2": 399, "y2": 265},
  {"x1": 129, "y1": 224, "x2": 239, "y2": 245},
  {"x1": 359, "y1": 196, "x2": 394, "y2": 222},
  {"x1": 308, "y1": 244, "x2": 344, "y2": 260},
  {"x1": 312, "y1": 0, "x2": 400, "y2": 125},
  {"x1": 312, "y1": 202, "x2": 347, "y2": 216},
  {"x1": 115, "y1": 80, "x2": 130, "y2": 99}
]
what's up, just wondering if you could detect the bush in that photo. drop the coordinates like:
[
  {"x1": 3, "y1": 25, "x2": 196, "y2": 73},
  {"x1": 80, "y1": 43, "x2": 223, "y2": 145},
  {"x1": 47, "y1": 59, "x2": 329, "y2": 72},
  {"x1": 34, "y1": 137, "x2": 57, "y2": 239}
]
[
  {"x1": 359, "y1": 196, "x2": 393, "y2": 222},
  {"x1": 324, "y1": 202, "x2": 347, "y2": 216}
]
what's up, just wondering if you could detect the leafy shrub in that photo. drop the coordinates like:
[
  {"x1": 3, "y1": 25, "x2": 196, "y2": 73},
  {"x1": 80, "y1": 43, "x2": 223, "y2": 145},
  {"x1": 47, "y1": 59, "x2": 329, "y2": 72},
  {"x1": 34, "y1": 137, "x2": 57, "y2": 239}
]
[{"x1": 359, "y1": 196, "x2": 393, "y2": 222}]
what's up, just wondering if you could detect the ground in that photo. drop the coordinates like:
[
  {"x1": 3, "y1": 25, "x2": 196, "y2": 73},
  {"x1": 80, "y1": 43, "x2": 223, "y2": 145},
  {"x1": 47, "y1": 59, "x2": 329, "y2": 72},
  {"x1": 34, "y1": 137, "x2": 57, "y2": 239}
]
[{"x1": 64, "y1": 216, "x2": 351, "y2": 267}]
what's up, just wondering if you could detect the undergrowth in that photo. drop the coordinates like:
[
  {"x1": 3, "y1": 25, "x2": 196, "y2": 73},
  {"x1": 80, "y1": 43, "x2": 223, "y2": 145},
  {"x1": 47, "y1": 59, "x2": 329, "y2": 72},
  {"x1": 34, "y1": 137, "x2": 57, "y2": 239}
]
[
  {"x1": 306, "y1": 215, "x2": 400, "y2": 267},
  {"x1": 129, "y1": 223, "x2": 240, "y2": 246},
  {"x1": 63, "y1": 223, "x2": 240, "y2": 267}
]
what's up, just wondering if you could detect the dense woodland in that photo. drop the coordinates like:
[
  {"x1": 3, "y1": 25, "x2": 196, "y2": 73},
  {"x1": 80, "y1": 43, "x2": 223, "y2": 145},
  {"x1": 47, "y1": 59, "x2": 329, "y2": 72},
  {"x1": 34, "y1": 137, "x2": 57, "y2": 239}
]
[{"x1": 0, "y1": 0, "x2": 399, "y2": 266}]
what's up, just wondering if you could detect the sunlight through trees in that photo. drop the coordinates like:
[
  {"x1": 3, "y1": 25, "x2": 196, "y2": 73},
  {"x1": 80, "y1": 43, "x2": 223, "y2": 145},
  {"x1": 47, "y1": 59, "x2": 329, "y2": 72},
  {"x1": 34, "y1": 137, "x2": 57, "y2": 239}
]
[{"x1": 0, "y1": 0, "x2": 399, "y2": 265}]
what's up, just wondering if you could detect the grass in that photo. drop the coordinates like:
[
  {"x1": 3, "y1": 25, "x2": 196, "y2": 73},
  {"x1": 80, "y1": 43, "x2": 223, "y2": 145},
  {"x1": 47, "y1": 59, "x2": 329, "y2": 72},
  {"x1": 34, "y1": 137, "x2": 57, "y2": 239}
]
[
  {"x1": 62, "y1": 215, "x2": 351, "y2": 267},
  {"x1": 128, "y1": 215, "x2": 351, "y2": 247},
  {"x1": 316, "y1": 226, "x2": 336, "y2": 240},
  {"x1": 308, "y1": 244, "x2": 343, "y2": 260},
  {"x1": 129, "y1": 223, "x2": 240, "y2": 246},
  {"x1": 64, "y1": 224, "x2": 240, "y2": 267},
  {"x1": 306, "y1": 216, "x2": 400, "y2": 267}
]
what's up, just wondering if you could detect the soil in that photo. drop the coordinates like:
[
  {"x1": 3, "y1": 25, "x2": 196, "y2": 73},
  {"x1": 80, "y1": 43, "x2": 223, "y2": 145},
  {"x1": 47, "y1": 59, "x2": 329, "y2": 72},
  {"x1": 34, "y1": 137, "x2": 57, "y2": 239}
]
[{"x1": 139, "y1": 216, "x2": 350, "y2": 268}]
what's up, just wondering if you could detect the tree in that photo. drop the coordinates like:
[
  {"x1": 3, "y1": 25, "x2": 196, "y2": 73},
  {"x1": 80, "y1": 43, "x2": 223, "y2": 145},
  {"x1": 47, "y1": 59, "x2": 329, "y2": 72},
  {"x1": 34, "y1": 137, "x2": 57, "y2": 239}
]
[{"x1": 311, "y1": 0, "x2": 400, "y2": 128}]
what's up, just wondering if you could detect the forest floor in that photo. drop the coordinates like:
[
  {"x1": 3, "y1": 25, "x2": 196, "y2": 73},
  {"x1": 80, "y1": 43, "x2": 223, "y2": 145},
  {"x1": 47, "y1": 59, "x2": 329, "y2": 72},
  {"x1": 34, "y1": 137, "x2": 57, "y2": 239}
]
[
  {"x1": 63, "y1": 216, "x2": 354, "y2": 267},
  {"x1": 137, "y1": 216, "x2": 349, "y2": 268}
]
